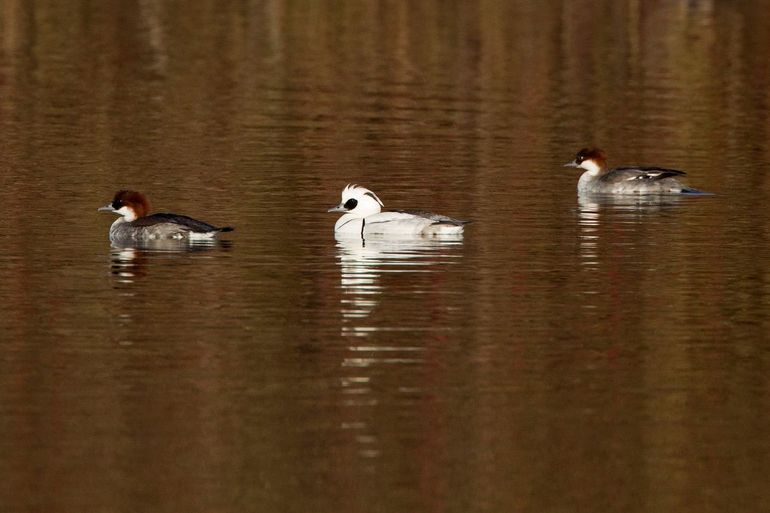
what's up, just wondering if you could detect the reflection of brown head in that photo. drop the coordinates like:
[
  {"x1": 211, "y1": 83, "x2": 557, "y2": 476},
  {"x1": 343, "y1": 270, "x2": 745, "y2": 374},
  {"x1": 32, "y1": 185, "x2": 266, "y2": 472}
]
[{"x1": 111, "y1": 190, "x2": 150, "y2": 218}]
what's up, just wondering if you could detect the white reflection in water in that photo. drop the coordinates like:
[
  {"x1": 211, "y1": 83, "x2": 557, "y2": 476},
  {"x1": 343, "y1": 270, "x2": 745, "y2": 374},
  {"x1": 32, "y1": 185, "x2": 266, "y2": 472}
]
[
  {"x1": 577, "y1": 193, "x2": 686, "y2": 308},
  {"x1": 335, "y1": 235, "x2": 464, "y2": 337},
  {"x1": 577, "y1": 195, "x2": 602, "y2": 268},
  {"x1": 108, "y1": 239, "x2": 231, "y2": 284},
  {"x1": 334, "y1": 235, "x2": 464, "y2": 459},
  {"x1": 577, "y1": 193, "x2": 685, "y2": 263},
  {"x1": 106, "y1": 240, "x2": 231, "y2": 346}
]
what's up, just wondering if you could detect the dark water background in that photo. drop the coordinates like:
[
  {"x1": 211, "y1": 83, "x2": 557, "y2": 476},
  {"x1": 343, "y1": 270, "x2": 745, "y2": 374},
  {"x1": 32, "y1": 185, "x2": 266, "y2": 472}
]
[{"x1": 1, "y1": 1, "x2": 769, "y2": 511}]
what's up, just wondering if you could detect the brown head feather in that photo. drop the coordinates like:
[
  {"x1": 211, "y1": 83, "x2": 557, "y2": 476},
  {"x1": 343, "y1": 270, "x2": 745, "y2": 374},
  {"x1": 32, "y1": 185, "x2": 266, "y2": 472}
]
[
  {"x1": 111, "y1": 190, "x2": 150, "y2": 218},
  {"x1": 575, "y1": 148, "x2": 607, "y2": 168}
]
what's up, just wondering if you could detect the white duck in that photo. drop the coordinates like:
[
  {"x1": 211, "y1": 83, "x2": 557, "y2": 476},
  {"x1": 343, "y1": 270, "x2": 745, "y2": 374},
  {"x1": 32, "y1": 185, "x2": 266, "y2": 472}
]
[{"x1": 328, "y1": 184, "x2": 469, "y2": 238}]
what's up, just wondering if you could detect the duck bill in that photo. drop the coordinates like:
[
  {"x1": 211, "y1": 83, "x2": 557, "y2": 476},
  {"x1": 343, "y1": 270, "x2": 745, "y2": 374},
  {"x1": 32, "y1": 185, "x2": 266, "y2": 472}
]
[
  {"x1": 564, "y1": 160, "x2": 580, "y2": 168},
  {"x1": 327, "y1": 204, "x2": 348, "y2": 213},
  {"x1": 97, "y1": 204, "x2": 116, "y2": 213}
]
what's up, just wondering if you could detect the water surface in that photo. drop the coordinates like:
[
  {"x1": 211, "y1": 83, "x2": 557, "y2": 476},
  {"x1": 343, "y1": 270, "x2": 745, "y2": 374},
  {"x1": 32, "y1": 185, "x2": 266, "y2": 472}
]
[{"x1": 1, "y1": 1, "x2": 770, "y2": 512}]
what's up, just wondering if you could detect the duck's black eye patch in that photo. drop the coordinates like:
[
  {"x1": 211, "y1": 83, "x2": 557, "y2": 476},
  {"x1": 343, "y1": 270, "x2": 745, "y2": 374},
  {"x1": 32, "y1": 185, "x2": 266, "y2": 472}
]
[
  {"x1": 343, "y1": 198, "x2": 358, "y2": 210},
  {"x1": 112, "y1": 200, "x2": 123, "y2": 209}
]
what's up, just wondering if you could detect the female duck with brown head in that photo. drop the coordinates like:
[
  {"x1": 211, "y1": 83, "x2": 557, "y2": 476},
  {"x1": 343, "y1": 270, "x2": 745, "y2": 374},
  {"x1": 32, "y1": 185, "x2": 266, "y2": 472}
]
[
  {"x1": 565, "y1": 148, "x2": 708, "y2": 194},
  {"x1": 98, "y1": 190, "x2": 233, "y2": 242}
]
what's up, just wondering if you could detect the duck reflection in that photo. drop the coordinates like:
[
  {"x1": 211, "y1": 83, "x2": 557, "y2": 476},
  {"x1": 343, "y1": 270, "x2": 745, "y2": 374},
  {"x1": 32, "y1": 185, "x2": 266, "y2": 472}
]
[
  {"x1": 104, "y1": 239, "x2": 233, "y2": 349},
  {"x1": 576, "y1": 193, "x2": 688, "y2": 312},
  {"x1": 334, "y1": 235, "x2": 465, "y2": 460},
  {"x1": 577, "y1": 193, "x2": 686, "y2": 260},
  {"x1": 108, "y1": 239, "x2": 232, "y2": 285},
  {"x1": 578, "y1": 192, "x2": 686, "y2": 212},
  {"x1": 335, "y1": 235, "x2": 465, "y2": 336}
]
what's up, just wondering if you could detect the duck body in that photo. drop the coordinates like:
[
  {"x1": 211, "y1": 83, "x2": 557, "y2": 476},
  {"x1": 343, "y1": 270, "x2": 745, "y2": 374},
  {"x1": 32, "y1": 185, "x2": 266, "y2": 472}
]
[
  {"x1": 107, "y1": 213, "x2": 233, "y2": 242},
  {"x1": 577, "y1": 166, "x2": 695, "y2": 194},
  {"x1": 566, "y1": 148, "x2": 708, "y2": 195},
  {"x1": 99, "y1": 190, "x2": 233, "y2": 243},
  {"x1": 334, "y1": 210, "x2": 468, "y2": 237},
  {"x1": 329, "y1": 185, "x2": 469, "y2": 238}
]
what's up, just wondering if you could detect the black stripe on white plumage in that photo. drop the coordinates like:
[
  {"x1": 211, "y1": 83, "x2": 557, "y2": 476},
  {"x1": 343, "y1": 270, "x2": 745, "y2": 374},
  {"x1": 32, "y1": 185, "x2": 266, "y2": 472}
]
[{"x1": 327, "y1": 184, "x2": 469, "y2": 238}]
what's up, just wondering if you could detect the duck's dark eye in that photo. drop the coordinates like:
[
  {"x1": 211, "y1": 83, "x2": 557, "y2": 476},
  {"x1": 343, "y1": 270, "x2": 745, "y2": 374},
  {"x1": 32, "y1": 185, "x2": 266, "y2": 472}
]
[
  {"x1": 343, "y1": 198, "x2": 358, "y2": 210},
  {"x1": 112, "y1": 200, "x2": 123, "y2": 209}
]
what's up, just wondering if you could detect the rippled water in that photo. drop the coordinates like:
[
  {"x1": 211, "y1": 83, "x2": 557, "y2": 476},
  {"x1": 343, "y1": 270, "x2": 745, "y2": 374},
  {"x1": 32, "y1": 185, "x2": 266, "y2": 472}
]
[{"x1": 1, "y1": 1, "x2": 770, "y2": 512}]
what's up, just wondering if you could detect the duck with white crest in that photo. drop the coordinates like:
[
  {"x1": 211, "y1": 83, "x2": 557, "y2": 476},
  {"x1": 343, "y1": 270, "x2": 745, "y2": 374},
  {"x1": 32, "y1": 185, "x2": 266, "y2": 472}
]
[{"x1": 327, "y1": 184, "x2": 470, "y2": 238}]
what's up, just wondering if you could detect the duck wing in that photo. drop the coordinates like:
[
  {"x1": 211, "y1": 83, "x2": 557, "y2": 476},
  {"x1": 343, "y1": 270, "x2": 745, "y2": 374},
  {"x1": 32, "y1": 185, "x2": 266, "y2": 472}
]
[
  {"x1": 131, "y1": 213, "x2": 233, "y2": 232},
  {"x1": 603, "y1": 166, "x2": 687, "y2": 183},
  {"x1": 393, "y1": 210, "x2": 470, "y2": 226}
]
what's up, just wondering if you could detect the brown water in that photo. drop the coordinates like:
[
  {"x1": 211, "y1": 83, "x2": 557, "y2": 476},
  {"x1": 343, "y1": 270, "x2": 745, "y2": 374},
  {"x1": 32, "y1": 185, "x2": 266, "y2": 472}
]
[{"x1": 2, "y1": 1, "x2": 770, "y2": 512}]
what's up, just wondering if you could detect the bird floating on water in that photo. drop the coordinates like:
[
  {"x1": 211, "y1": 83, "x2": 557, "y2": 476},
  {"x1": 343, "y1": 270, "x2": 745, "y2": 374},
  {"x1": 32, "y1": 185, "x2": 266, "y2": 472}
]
[
  {"x1": 564, "y1": 148, "x2": 708, "y2": 195},
  {"x1": 98, "y1": 190, "x2": 233, "y2": 242},
  {"x1": 328, "y1": 184, "x2": 470, "y2": 237}
]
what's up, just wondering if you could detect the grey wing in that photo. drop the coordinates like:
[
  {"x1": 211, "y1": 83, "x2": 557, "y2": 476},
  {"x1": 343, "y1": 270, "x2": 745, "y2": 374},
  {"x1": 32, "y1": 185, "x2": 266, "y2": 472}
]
[
  {"x1": 604, "y1": 166, "x2": 687, "y2": 182},
  {"x1": 132, "y1": 213, "x2": 223, "y2": 232},
  {"x1": 395, "y1": 210, "x2": 471, "y2": 226}
]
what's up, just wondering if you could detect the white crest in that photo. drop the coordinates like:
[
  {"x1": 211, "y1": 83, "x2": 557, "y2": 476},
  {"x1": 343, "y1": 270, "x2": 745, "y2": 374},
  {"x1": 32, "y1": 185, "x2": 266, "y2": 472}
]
[
  {"x1": 334, "y1": 184, "x2": 384, "y2": 219},
  {"x1": 341, "y1": 184, "x2": 384, "y2": 207}
]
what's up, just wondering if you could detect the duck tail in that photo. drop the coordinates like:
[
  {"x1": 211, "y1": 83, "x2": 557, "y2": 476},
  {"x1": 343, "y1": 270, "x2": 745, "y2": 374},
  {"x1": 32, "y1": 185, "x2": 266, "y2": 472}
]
[{"x1": 680, "y1": 187, "x2": 713, "y2": 196}]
